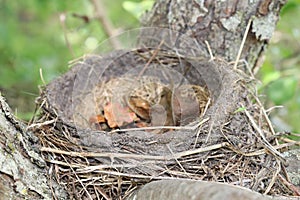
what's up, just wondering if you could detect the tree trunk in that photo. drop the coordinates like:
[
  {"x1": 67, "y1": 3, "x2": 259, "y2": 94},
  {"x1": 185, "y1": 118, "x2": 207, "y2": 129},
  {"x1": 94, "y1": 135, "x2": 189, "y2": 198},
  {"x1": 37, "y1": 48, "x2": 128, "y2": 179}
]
[
  {"x1": 142, "y1": 0, "x2": 285, "y2": 73},
  {"x1": 0, "y1": 95, "x2": 68, "y2": 199},
  {"x1": 1, "y1": 0, "x2": 297, "y2": 199}
]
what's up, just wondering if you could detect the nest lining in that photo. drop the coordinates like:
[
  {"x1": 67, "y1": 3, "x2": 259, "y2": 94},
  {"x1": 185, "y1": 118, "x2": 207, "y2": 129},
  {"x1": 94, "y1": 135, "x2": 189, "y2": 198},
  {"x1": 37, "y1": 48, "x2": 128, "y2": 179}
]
[{"x1": 30, "y1": 48, "x2": 295, "y2": 199}]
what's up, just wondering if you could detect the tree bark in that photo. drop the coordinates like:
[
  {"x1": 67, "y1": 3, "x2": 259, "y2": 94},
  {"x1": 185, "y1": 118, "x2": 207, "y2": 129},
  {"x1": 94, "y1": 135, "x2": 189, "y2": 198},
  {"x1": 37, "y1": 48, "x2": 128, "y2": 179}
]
[
  {"x1": 0, "y1": 94, "x2": 68, "y2": 199},
  {"x1": 142, "y1": 0, "x2": 285, "y2": 73},
  {"x1": 0, "y1": 0, "x2": 296, "y2": 199}
]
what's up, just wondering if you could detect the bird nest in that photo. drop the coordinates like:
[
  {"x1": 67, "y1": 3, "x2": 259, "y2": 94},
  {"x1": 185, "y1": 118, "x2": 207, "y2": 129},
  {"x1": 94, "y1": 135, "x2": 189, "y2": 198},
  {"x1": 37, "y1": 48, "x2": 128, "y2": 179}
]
[{"x1": 30, "y1": 47, "x2": 294, "y2": 199}]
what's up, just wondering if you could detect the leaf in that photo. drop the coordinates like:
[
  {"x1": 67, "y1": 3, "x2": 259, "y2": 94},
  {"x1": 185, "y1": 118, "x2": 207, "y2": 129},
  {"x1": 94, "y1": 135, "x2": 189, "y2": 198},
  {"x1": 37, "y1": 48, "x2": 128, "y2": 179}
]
[
  {"x1": 104, "y1": 102, "x2": 139, "y2": 128},
  {"x1": 233, "y1": 107, "x2": 246, "y2": 114},
  {"x1": 89, "y1": 114, "x2": 106, "y2": 124}
]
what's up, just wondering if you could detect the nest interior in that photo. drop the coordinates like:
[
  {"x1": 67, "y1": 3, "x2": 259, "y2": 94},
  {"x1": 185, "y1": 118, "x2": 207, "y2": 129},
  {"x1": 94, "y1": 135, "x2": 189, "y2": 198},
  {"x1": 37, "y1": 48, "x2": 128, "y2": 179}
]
[{"x1": 31, "y1": 48, "x2": 294, "y2": 199}]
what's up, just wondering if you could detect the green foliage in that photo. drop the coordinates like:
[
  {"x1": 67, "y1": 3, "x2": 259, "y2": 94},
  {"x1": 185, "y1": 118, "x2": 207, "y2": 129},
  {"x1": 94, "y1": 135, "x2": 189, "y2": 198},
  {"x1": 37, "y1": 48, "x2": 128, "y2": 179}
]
[
  {"x1": 260, "y1": 0, "x2": 300, "y2": 133},
  {"x1": 233, "y1": 107, "x2": 246, "y2": 114},
  {"x1": 266, "y1": 76, "x2": 298, "y2": 105},
  {"x1": 0, "y1": 0, "x2": 299, "y2": 136},
  {"x1": 0, "y1": 0, "x2": 141, "y2": 120}
]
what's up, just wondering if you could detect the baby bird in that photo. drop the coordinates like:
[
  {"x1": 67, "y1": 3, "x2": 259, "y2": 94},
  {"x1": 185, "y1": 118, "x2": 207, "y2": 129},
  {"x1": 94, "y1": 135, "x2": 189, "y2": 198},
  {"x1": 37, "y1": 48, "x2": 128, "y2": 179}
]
[
  {"x1": 172, "y1": 84, "x2": 210, "y2": 125},
  {"x1": 126, "y1": 81, "x2": 174, "y2": 126}
]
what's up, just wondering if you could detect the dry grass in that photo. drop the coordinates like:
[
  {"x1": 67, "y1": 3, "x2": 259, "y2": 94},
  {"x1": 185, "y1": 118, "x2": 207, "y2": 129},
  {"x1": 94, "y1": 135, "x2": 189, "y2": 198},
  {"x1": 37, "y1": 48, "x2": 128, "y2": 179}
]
[{"x1": 29, "y1": 48, "x2": 298, "y2": 200}]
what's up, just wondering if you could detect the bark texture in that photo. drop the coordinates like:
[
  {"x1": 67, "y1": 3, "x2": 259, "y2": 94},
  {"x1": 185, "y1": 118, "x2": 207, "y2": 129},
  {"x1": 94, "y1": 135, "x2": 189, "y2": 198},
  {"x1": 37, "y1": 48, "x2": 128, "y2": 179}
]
[
  {"x1": 0, "y1": 0, "x2": 295, "y2": 199},
  {"x1": 142, "y1": 0, "x2": 285, "y2": 73},
  {"x1": 0, "y1": 94, "x2": 68, "y2": 199}
]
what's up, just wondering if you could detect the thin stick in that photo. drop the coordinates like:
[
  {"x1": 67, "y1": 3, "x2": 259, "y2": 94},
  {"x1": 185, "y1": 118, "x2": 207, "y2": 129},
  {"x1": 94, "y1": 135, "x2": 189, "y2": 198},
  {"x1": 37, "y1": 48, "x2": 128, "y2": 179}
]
[
  {"x1": 243, "y1": 106, "x2": 285, "y2": 161},
  {"x1": 44, "y1": 159, "x2": 85, "y2": 168},
  {"x1": 194, "y1": 99, "x2": 211, "y2": 147},
  {"x1": 264, "y1": 159, "x2": 281, "y2": 195},
  {"x1": 95, "y1": 187, "x2": 111, "y2": 200},
  {"x1": 205, "y1": 120, "x2": 214, "y2": 143},
  {"x1": 90, "y1": 0, "x2": 121, "y2": 49},
  {"x1": 62, "y1": 155, "x2": 93, "y2": 200},
  {"x1": 232, "y1": 142, "x2": 297, "y2": 157},
  {"x1": 27, "y1": 119, "x2": 56, "y2": 130},
  {"x1": 59, "y1": 13, "x2": 75, "y2": 58},
  {"x1": 232, "y1": 59, "x2": 255, "y2": 79},
  {"x1": 138, "y1": 40, "x2": 165, "y2": 78},
  {"x1": 278, "y1": 174, "x2": 300, "y2": 196},
  {"x1": 280, "y1": 137, "x2": 300, "y2": 145},
  {"x1": 78, "y1": 163, "x2": 158, "y2": 173},
  {"x1": 265, "y1": 106, "x2": 284, "y2": 113},
  {"x1": 45, "y1": 141, "x2": 296, "y2": 169},
  {"x1": 39, "y1": 68, "x2": 46, "y2": 85},
  {"x1": 84, "y1": 170, "x2": 194, "y2": 181},
  {"x1": 41, "y1": 141, "x2": 228, "y2": 161},
  {"x1": 250, "y1": 93, "x2": 277, "y2": 137},
  {"x1": 201, "y1": 98, "x2": 211, "y2": 118},
  {"x1": 205, "y1": 40, "x2": 214, "y2": 60},
  {"x1": 28, "y1": 96, "x2": 47, "y2": 125},
  {"x1": 233, "y1": 17, "x2": 253, "y2": 70},
  {"x1": 166, "y1": 144, "x2": 189, "y2": 177},
  {"x1": 109, "y1": 117, "x2": 209, "y2": 133}
]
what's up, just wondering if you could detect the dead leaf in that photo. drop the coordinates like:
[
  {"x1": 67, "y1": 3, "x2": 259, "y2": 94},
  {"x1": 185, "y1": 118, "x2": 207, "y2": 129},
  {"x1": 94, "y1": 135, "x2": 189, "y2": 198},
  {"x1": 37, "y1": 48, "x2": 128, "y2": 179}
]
[
  {"x1": 104, "y1": 102, "x2": 139, "y2": 128},
  {"x1": 89, "y1": 114, "x2": 106, "y2": 124}
]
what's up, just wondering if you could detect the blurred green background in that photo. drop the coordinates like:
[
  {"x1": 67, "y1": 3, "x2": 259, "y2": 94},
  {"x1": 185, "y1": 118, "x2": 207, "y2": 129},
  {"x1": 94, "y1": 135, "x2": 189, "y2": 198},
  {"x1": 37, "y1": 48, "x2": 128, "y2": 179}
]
[
  {"x1": 0, "y1": 0, "x2": 150, "y2": 120},
  {"x1": 0, "y1": 0, "x2": 299, "y2": 135},
  {"x1": 259, "y1": 0, "x2": 300, "y2": 134}
]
